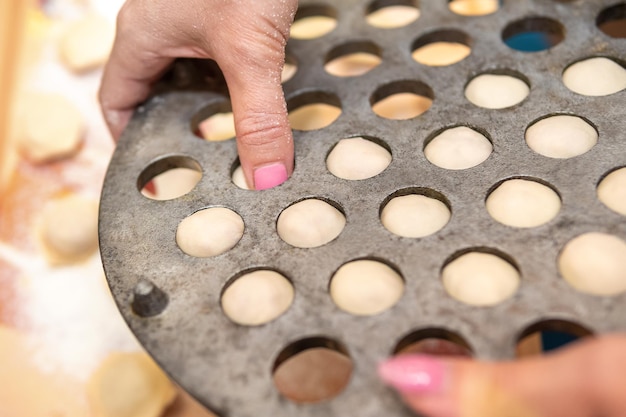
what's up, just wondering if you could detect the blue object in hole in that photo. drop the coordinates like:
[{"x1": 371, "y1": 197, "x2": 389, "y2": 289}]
[
  {"x1": 541, "y1": 331, "x2": 579, "y2": 351},
  {"x1": 504, "y1": 31, "x2": 553, "y2": 52}
]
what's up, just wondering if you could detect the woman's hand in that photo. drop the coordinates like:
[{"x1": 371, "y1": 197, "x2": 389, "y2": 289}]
[
  {"x1": 99, "y1": 0, "x2": 297, "y2": 190},
  {"x1": 379, "y1": 335, "x2": 626, "y2": 417}
]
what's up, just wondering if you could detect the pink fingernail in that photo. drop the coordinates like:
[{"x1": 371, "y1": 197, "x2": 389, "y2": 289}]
[
  {"x1": 254, "y1": 163, "x2": 288, "y2": 190},
  {"x1": 378, "y1": 355, "x2": 447, "y2": 395}
]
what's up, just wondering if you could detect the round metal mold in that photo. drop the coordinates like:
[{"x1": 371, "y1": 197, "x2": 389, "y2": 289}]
[{"x1": 99, "y1": 1, "x2": 626, "y2": 416}]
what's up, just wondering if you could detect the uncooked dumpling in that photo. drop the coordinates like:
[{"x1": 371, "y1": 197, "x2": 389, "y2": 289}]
[
  {"x1": 563, "y1": 57, "x2": 626, "y2": 96},
  {"x1": 326, "y1": 137, "x2": 391, "y2": 180},
  {"x1": 142, "y1": 168, "x2": 202, "y2": 200},
  {"x1": 381, "y1": 194, "x2": 450, "y2": 238},
  {"x1": 442, "y1": 252, "x2": 520, "y2": 306},
  {"x1": 330, "y1": 259, "x2": 404, "y2": 316},
  {"x1": 19, "y1": 93, "x2": 83, "y2": 163},
  {"x1": 424, "y1": 126, "x2": 492, "y2": 170},
  {"x1": 525, "y1": 115, "x2": 597, "y2": 159},
  {"x1": 486, "y1": 179, "x2": 561, "y2": 228},
  {"x1": 87, "y1": 352, "x2": 176, "y2": 417},
  {"x1": 366, "y1": 6, "x2": 420, "y2": 28},
  {"x1": 222, "y1": 270, "x2": 294, "y2": 326},
  {"x1": 59, "y1": 14, "x2": 115, "y2": 73},
  {"x1": 559, "y1": 232, "x2": 626, "y2": 296},
  {"x1": 290, "y1": 16, "x2": 337, "y2": 39},
  {"x1": 176, "y1": 207, "x2": 244, "y2": 257},
  {"x1": 465, "y1": 74, "x2": 529, "y2": 109},
  {"x1": 277, "y1": 199, "x2": 345, "y2": 248},
  {"x1": 597, "y1": 168, "x2": 626, "y2": 216},
  {"x1": 325, "y1": 53, "x2": 381, "y2": 77},
  {"x1": 412, "y1": 42, "x2": 471, "y2": 66},
  {"x1": 288, "y1": 104, "x2": 341, "y2": 131},
  {"x1": 231, "y1": 165, "x2": 250, "y2": 190},
  {"x1": 38, "y1": 194, "x2": 99, "y2": 265},
  {"x1": 197, "y1": 112, "x2": 235, "y2": 142},
  {"x1": 372, "y1": 93, "x2": 432, "y2": 119},
  {"x1": 449, "y1": 0, "x2": 499, "y2": 16}
]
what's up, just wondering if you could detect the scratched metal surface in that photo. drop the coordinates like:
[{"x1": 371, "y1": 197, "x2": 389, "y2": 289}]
[{"x1": 99, "y1": 1, "x2": 626, "y2": 416}]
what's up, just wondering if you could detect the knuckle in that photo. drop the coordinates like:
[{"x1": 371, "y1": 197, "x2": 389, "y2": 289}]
[{"x1": 236, "y1": 113, "x2": 289, "y2": 149}]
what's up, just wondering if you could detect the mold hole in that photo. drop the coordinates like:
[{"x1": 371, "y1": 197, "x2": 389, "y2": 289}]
[
  {"x1": 559, "y1": 232, "x2": 626, "y2": 296},
  {"x1": 324, "y1": 41, "x2": 382, "y2": 77},
  {"x1": 176, "y1": 207, "x2": 244, "y2": 257},
  {"x1": 371, "y1": 80, "x2": 433, "y2": 120},
  {"x1": 411, "y1": 29, "x2": 472, "y2": 66},
  {"x1": 277, "y1": 198, "x2": 346, "y2": 248},
  {"x1": 221, "y1": 269, "x2": 294, "y2": 326},
  {"x1": 465, "y1": 70, "x2": 530, "y2": 109},
  {"x1": 442, "y1": 248, "x2": 521, "y2": 307},
  {"x1": 516, "y1": 319, "x2": 593, "y2": 357},
  {"x1": 191, "y1": 101, "x2": 235, "y2": 141},
  {"x1": 138, "y1": 156, "x2": 202, "y2": 201},
  {"x1": 525, "y1": 114, "x2": 598, "y2": 159},
  {"x1": 282, "y1": 55, "x2": 298, "y2": 83},
  {"x1": 329, "y1": 258, "x2": 404, "y2": 316},
  {"x1": 502, "y1": 17, "x2": 565, "y2": 52},
  {"x1": 380, "y1": 188, "x2": 451, "y2": 238},
  {"x1": 486, "y1": 177, "x2": 561, "y2": 228},
  {"x1": 290, "y1": 5, "x2": 338, "y2": 40},
  {"x1": 273, "y1": 337, "x2": 353, "y2": 404},
  {"x1": 394, "y1": 328, "x2": 473, "y2": 357},
  {"x1": 562, "y1": 57, "x2": 626, "y2": 96},
  {"x1": 597, "y1": 166, "x2": 626, "y2": 216},
  {"x1": 597, "y1": 3, "x2": 626, "y2": 38},
  {"x1": 326, "y1": 136, "x2": 392, "y2": 180},
  {"x1": 448, "y1": 0, "x2": 500, "y2": 16},
  {"x1": 288, "y1": 92, "x2": 342, "y2": 131},
  {"x1": 365, "y1": 0, "x2": 420, "y2": 28},
  {"x1": 424, "y1": 125, "x2": 492, "y2": 170}
]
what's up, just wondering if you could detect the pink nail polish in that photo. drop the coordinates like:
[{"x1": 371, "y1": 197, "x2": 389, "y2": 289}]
[
  {"x1": 378, "y1": 355, "x2": 447, "y2": 395},
  {"x1": 254, "y1": 163, "x2": 288, "y2": 190}
]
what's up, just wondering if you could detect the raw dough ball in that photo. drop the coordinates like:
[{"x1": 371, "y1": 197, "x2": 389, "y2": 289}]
[
  {"x1": 525, "y1": 115, "x2": 598, "y2": 159},
  {"x1": 563, "y1": 57, "x2": 626, "y2": 96},
  {"x1": 366, "y1": 6, "x2": 420, "y2": 28},
  {"x1": 598, "y1": 168, "x2": 626, "y2": 216},
  {"x1": 59, "y1": 14, "x2": 115, "y2": 73},
  {"x1": 559, "y1": 232, "x2": 626, "y2": 296},
  {"x1": 449, "y1": 0, "x2": 499, "y2": 15},
  {"x1": 222, "y1": 270, "x2": 294, "y2": 326},
  {"x1": 290, "y1": 16, "x2": 337, "y2": 39},
  {"x1": 176, "y1": 207, "x2": 244, "y2": 257},
  {"x1": 38, "y1": 194, "x2": 99, "y2": 265},
  {"x1": 19, "y1": 93, "x2": 83, "y2": 163},
  {"x1": 326, "y1": 137, "x2": 391, "y2": 180},
  {"x1": 330, "y1": 259, "x2": 404, "y2": 315},
  {"x1": 288, "y1": 103, "x2": 341, "y2": 130},
  {"x1": 424, "y1": 126, "x2": 492, "y2": 170},
  {"x1": 465, "y1": 74, "x2": 529, "y2": 109},
  {"x1": 325, "y1": 53, "x2": 381, "y2": 77},
  {"x1": 372, "y1": 93, "x2": 432, "y2": 120},
  {"x1": 412, "y1": 42, "x2": 471, "y2": 66},
  {"x1": 486, "y1": 179, "x2": 561, "y2": 228},
  {"x1": 282, "y1": 62, "x2": 297, "y2": 83},
  {"x1": 381, "y1": 194, "x2": 450, "y2": 238},
  {"x1": 142, "y1": 168, "x2": 202, "y2": 200},
  {"x1": 198, "y1": 112, "x2": 236, "y2": 142},
  {"x1": 231, "y1": 165, "x2": 250, "y2": 190},
  {"x1": 442, "y1": 252, "x2": 520, "y2": 306},
  {"x1": 277, "y1": 199, "x2": 345, "y2": 248},
  {"x1": 87, "y1": 352, "x2": 176, "y2": 417}
]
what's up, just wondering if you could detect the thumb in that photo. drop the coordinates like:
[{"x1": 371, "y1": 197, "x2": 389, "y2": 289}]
[
  {"x1": 216, "y1": 32, "x2": 295, "y2": 190},
  {"x1": 378, "y1": 335, "x2": 626, "y2": 417}
]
